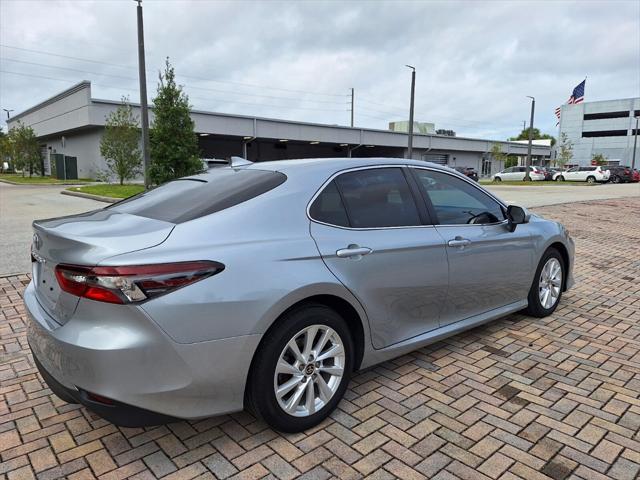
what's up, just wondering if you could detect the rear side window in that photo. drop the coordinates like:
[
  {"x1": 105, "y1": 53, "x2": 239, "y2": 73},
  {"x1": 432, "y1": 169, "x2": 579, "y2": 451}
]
[
  {"x1": 336, "y1": 168, "x2": 421, "y2": 228},
  {"x1": 309, "y1": 181, "x2": 349, "y2": 227},
  {"x1": 110, "y1": 169, "x2": 286, "y2": 223}
]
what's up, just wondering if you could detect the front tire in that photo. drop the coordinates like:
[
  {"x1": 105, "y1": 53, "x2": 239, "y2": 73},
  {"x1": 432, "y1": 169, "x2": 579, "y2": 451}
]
[
  {"x1": 556, "y1": 176, "x2": 565, "y2": 182},
  {"x1": 493, "y1": 176, "x2": 502, "y2": 182},
  {"x1": 246, "y1": 304, "x2": 353, "y2": 432},
  {"x1": 524, "y1": 248, "x2": 564, "y2": 317}
]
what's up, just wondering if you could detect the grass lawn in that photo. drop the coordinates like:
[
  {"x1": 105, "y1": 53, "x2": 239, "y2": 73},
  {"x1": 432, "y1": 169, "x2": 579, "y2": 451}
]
[
  {"x1": 67, "y1": 184, "x2": 145, "y2": 199},
  {"x1": 0, "y1": 173, "x2": 93, "y2": 185},
  {"x1": 480, "y1": 180, "x2": 596, "y2": 186}
]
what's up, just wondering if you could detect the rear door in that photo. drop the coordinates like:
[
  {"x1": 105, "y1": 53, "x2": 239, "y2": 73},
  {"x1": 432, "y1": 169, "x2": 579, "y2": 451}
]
[
  {"x1": 410, "y1": 167, "x2": 534, "y2": 325},
  {"x1": 309, "y1": 166, "x2": 449, "y2": 349}
]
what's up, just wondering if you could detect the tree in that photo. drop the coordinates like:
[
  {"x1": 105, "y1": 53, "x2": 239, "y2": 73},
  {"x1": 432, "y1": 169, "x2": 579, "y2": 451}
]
[
  {"x1": 509, "y1": 128, "x2": 556, "y2": 146},
  {"x1": 99, "y1": 98, "x2": 142, "y2": 185},
  {"x1": 0, "y1": 128, "x2": 9, "y2": 173},
  {"x1": 591, "y1": 153, "x2": 608, "y2": 165},
  {"x1": 556, "y1": 132, "x2": 573, "y2": 168},
  {"x1": 149, "y1": 58, "x2": 202, "y2": 185},
  {"x1": 505, "y1": 155, "x2": 518, "y2": 168},
  {"x1": 9, "y1": 123, "x2": 41, "y2": 177},
  {"x1": 490, "y1": 143, "x2": 508, "y2": 168}
]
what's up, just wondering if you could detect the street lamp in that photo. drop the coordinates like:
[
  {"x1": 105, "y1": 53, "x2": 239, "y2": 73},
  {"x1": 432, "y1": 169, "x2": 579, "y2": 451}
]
[
  {"x1": 135, "y1": 0, "x2": 151, "y2": 189},
  {"x1": 632, "y1": 115, "x2": 639, "y2": 171},
  {"x1": 524, "y1": 96, "x2": 535, "y2": 181},
  {"x1": 405, "y1": 65, "x2": 416, "y2": 159},
  {"x1": 3, "y1": 109, "x2": 13, "y2": 120}
]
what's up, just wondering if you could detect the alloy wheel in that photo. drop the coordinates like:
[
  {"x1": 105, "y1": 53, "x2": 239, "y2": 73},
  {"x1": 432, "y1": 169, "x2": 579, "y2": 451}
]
[
  {"x1": 538, "y1": 257, "x2": 562, "y2": 309},
  {"x1": 273, "y1": 325, "x2": 345, "y2": 417}
]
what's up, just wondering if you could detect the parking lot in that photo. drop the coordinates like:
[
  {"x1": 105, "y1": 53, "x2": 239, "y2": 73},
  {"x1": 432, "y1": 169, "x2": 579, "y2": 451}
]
[{"x1": 1, "y1": 196, "x2": 639, "y2": 480}]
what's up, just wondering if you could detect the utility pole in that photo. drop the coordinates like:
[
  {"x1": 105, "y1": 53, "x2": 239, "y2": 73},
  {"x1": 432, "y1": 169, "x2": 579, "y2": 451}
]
[
  {"x1": 632, "y1": 115, "x2": 639, "y2": 170},
  {"x1": 3, "y1": 109, "x2": 13, "y2": 119},
  {"x1": 522, "y1": 120, "x2": 526, "y2": 133},
  {"x1": 406, "y1": 65, "x2": 416, "y2": 159},
  {"x1": 135, "y1": 0, "x2": 151, "y2": 189},
  {"x1": 524, "y1": 96, "x2": 535, "y2": 181},
  {"x1": 350, "y1": 88, "x2": 354, "y2": 127}
]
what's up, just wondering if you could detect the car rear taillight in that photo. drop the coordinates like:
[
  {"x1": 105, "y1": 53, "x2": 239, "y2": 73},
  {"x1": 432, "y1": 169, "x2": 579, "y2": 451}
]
[{"x1": 55, "y1": 261, "x2": 224, "y2": 304}]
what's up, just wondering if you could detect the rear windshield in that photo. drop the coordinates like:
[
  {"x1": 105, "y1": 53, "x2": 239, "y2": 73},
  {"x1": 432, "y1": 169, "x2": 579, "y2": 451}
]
[{"x1": 109, "y1": 169, "x2": 286, "y2": 223}]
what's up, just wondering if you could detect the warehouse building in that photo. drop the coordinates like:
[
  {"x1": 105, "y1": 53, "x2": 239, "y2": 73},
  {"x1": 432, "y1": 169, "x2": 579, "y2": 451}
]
[
  {"x1": 557, "y1": 97, "x2": 640, "y2": 166},
  {"x1": 7, "y1": 81, "x2": 551, "y2": 179}
]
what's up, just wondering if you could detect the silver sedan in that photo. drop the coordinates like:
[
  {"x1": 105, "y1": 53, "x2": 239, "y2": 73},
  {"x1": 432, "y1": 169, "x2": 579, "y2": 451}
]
[{"x1": 26, "y1": 157, "x2": 574, "y2": 432}]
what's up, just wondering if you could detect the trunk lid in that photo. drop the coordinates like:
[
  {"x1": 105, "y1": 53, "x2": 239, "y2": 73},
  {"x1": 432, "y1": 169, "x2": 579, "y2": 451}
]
[{"x1": 31, "y1": 209, "x2": 174, "y2": 324}]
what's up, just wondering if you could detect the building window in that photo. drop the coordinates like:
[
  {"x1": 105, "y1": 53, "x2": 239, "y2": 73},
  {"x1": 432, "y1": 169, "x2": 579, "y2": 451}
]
[
  {"x1": 583, "y1": 111, "x2": 629, "y2": 120},
  {"x1": 581, "y1": 130, "x2": 628, "y2": 138}
]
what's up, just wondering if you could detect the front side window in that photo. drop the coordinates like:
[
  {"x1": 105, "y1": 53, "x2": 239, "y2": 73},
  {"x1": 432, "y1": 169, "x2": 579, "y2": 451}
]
[
  {"x1": 413, "y1": 169, "x2": 505, "y2": 225},
  {"x1": 310, "y1": 168, "x2": 421, "y2": 228}
]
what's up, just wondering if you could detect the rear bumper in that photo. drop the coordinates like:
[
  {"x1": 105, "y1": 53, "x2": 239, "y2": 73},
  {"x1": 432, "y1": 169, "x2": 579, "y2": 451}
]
[
  {"x1": 24, "y1": 282, "x2": 262, "y2": 423},
  {"x1": 31, "y1": 352, "x2": 178, "y2": 427}
]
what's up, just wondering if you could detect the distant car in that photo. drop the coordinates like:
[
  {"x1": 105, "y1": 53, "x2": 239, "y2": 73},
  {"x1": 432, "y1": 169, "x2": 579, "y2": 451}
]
[
  {"x1": 492, "y1": 166, "x2": 545, "y2": 182},
  {"x1": 553, "y1": 166, "x2": 610, "y2": 184},
  {"x1": 202, "y1": 159, "x2": 230, "y2": 169},
  {"x1": 453, "y1": 166, "x2": 479, "y2": 182},
  {"x1": 536, "y1": 167, "x2": 556, "y2": 181},
  {"x1": 632, "y1": 169, "x2": 640, "y2": 183},
  {"x1": 606, "y1": 166, "x2": 634, "y2": 183}
]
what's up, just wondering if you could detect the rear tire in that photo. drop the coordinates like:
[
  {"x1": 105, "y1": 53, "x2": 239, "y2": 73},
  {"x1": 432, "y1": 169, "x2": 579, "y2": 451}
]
[
  {"x1": 246, "y1": 304, "x2": 353, "y2": 433},
  {"x1": 586, "y1": 176, "x2": 596, "y2": 184},
  {"x1": 524, "y1": 248, "x2": 565, "y2": 318},
  {"x1": 556, "y1": 176, "x2": 565, "y2": 182},
  {"x1": 612, "y1": 175, "x2": 621, "y2": 184}
]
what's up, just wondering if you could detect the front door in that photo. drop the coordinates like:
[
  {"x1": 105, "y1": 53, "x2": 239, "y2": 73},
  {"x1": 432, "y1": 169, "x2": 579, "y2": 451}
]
[
  {"x1": 309, "y1": 167, "x2": 449, "y2": 349},
  {"x1": 410, "y1": 167, "x2": 534, "y2": 325}
]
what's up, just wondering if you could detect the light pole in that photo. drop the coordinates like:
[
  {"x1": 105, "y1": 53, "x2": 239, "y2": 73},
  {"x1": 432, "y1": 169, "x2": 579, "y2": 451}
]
[
  {"x1": 350, "y1": 88, "x2": 354, "y2": 128},
  {"x1": 135, "y1": 0, "x2": 151, "y2": 189},
  {"x1": 406, "y1": 65, "x2": 416, "y2": 159},
  {"x1": 632, "y1": 115, "x2": 639, "y2": 171},
  {"x1": 524, "y1": 96, "x2": 535, "y2": 181},
  {"x1": 3, "y1": 109, "x2": 13, "y2": 120}
]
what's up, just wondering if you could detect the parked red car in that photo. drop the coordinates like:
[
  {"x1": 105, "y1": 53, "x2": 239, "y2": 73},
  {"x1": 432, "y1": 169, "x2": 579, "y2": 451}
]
[{"x1": 632, "y1": 169, "x2": 640, "y2": 182}]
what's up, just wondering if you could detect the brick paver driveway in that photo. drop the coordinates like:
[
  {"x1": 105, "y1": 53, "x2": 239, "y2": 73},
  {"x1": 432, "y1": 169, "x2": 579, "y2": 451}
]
[{"x1": 2, "y1": 198, "x2": 640, "y2": 480}]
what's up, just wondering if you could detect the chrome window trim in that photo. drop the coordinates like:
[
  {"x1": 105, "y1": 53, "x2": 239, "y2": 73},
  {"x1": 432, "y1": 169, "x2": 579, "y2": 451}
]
[
  {"x1": 408, "y1": 165, "x2": 509, "y2": 228},
  {"x1": 306, "y1": 164, "x2": 436, "y2": 231}
]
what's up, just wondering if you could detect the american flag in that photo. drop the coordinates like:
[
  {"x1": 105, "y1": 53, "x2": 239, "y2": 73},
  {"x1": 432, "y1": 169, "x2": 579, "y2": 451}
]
[{"x1": 555, "y1": 79, "x2": 586, "y2": 124}]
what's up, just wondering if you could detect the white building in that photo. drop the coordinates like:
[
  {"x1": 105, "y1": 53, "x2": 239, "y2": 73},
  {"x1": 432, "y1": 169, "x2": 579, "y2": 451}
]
[{"x1": 558, "y1": 97, "x2": 640, "y2": 167}]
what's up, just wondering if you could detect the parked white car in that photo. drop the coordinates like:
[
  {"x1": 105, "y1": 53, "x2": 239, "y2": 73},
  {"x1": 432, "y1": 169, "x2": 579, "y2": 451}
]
[
  {"x1": 492, "y1": 166, "x2": 546, "y2": 182},
  {"x1": 553, "y1": 166, "x2": 610, "y2": 184}
]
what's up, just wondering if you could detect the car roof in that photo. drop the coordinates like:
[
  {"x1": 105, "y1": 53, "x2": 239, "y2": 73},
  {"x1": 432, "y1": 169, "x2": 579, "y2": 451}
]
[{"x1": 191, "y1": 157, "x2": 456, "y2": 183}]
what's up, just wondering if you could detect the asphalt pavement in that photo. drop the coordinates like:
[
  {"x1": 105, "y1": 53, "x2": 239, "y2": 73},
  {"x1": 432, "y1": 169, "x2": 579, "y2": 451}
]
[{"x1": 0, "y1": 182, "x2": 103, "y2": 275}]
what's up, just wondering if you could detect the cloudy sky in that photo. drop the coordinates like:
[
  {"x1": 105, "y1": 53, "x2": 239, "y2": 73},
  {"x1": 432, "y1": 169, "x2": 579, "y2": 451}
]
[{"x1": 1, "y1": 0, "x2": 639, "y2": 140}]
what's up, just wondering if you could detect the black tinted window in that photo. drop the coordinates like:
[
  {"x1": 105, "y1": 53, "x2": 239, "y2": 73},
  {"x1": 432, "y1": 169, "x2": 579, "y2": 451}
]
[
  {"x1": 413, "y1": 169, "x2": 505, "y2": 225},
  {"x1": 335, "y1": 168, "x2": 421, "y2": 228},
  {"x1": 309, "y1": 181, "x2": 349, "y2": 227},
  {"x1": 110, "y1": 169, "x2": 286, "y2": 223}
]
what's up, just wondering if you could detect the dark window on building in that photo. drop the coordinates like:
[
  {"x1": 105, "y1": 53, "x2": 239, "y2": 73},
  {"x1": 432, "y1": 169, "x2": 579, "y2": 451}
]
[
  {"x1": 582, "y1": 130, "x2": 628, "y2": 138},
  {"x1": 412, "y1": 169, "x2": 505, "y2": 225},
  {"x1": 634, "y1": 110, "x2": 640, "y2": 117},
  {"x1": 110, "y1": 169, "x2": 287, "y2": 223},
  {"x1": 335, "y1": 168, "x2": 421, "y2": 228},
  {"x1": 309, "y1": 180, "x2": 350, "y2": 227},
  {"x1": 583, "y1": 111, "x2": 629, "y2": 120}
]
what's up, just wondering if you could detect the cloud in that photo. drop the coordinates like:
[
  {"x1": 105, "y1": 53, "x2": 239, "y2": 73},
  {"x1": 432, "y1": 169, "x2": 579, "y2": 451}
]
[{"x1": 1, "y1": 0, "x2": 638, "y2": 140}]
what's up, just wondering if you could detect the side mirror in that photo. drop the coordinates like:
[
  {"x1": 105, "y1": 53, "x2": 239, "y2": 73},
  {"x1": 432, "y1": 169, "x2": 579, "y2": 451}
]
[{"x1": 506, "y1": 205, "x2": 530, "y2": 232}]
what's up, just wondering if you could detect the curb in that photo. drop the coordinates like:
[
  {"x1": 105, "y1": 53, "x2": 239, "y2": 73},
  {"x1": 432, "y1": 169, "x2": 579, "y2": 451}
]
[
  {"x1": 0, "y1": 178, "x2": 92, "y2": 186},
  {"x1": 61, "y1": 190, "x2": 118, "y2": 203}
]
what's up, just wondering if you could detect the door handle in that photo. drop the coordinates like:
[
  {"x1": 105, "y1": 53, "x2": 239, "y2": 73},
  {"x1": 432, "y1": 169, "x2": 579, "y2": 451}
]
[
  {"x1": 336, "y1": 245, "x2": 372, "y2": 258},
  {"x1": 447, "y1": 237, "x2": 471, "y2": 248}
]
